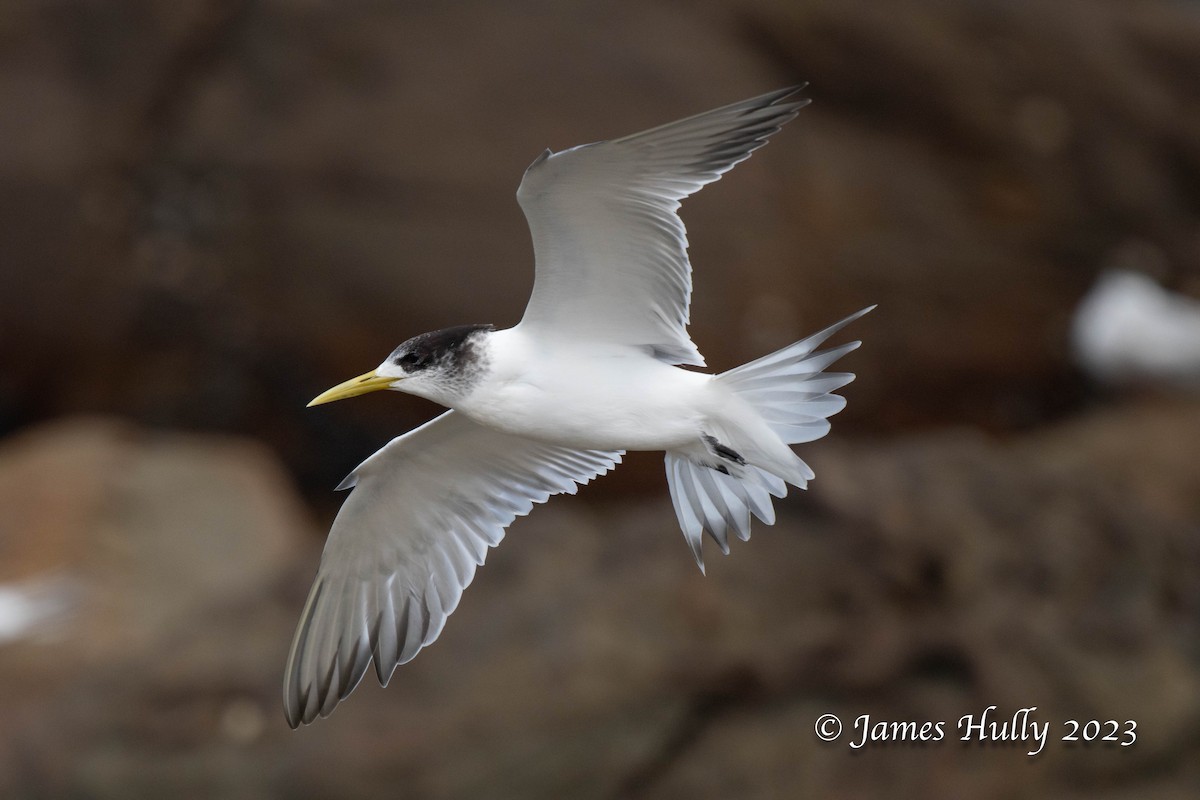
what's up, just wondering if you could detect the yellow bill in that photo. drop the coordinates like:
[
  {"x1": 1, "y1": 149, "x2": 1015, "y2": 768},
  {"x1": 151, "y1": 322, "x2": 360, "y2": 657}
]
[{"x1": 307, "y1": 370, "x2": 398, "y2": 407}]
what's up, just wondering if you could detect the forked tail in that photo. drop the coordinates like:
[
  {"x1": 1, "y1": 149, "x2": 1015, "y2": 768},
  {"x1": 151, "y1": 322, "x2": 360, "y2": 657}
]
[{"x1": 665, "y1": 306, "x2": 873, "y2": 571}]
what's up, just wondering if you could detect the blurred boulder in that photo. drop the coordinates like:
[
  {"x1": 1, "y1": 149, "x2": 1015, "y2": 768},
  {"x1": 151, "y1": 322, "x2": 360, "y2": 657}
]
[
  {"x1": 1, "y1": 403, "x2": 1198, "y2": 798},
  {"x1": 0, "y1": 417, "x2": 306, "y2": 656},
  {"x1": 0, "y1": 417, "x2": 314, "y2": 796}
]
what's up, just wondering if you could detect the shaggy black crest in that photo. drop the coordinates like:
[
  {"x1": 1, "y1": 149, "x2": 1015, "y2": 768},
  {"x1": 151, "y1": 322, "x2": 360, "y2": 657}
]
[{"x1": 392, "y1": 324, "x2": 494, "y2": 372}]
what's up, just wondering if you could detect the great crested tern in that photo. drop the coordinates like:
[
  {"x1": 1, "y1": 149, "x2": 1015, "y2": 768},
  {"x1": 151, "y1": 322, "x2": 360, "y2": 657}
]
[{"x1": 285, "y1": 86, "x2": 872, "y2": 727}]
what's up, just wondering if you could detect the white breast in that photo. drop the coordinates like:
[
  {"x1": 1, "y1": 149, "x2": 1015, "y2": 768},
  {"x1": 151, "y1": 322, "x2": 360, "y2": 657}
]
[{"x1": 456, "y1": 327, "x2": 714, "y2": 452}]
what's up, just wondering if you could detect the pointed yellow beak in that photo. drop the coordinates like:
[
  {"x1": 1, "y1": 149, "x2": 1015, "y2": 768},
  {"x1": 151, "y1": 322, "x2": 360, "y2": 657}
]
[{"x1": 307, "y1": 370, "x2": 398, "y2": 407}]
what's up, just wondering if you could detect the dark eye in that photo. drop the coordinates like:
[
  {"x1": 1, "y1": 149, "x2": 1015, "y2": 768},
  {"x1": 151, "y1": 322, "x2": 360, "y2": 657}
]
[{"x1": 396, "y1": 352, "x2": 422, "y2": 369}]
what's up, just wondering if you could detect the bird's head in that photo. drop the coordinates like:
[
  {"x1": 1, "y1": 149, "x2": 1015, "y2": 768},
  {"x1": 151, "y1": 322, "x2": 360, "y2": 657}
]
[{"x1": 308, "y1": 324, "x2": 495, "y2": 408}]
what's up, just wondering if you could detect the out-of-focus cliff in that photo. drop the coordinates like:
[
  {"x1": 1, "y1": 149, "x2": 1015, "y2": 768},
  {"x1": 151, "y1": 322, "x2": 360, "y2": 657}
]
[
  {"x1": 5, "y1": 0, "x2": 1199, "y2": 491},
  {"x1": 2, "y1": 0, "x2": 1199, "y2": 797}
]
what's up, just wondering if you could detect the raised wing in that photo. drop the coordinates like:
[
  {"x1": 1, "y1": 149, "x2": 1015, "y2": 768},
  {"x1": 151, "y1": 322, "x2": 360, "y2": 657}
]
[
  {"x1": 515, "y1": 86, "x2": 809, "y2": 366},
  {"x1": 283, "y1": 410, "x2": 622, "y2": 727}
]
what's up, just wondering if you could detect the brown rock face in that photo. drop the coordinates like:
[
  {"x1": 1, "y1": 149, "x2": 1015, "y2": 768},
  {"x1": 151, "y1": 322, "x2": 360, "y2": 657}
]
[{"x1": 2, "y1": 404, "x2": 1198, "y2": 798}]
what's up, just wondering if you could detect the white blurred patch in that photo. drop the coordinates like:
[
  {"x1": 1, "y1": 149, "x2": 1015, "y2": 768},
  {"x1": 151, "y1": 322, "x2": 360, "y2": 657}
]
[
  {"x1": 1072, "y1": 269, "x2": 1200, "y2": 386},
  {"x1": 0, "y1": 575, "x2": 78, "y2": 644}
]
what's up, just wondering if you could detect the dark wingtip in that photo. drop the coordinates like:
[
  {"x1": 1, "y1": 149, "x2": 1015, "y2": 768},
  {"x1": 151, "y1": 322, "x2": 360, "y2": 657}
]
[
  {"x1": 762, "y1": 84, "x2": 807, "y2": 103},
  {"x1": 766, "y1": 84, "x2": 811, "y2": 112},
  {"x1": 282, "y1": 578, "x2": 326, "y2": 729},
  {"x1": 526, "y1": 147, "x2": 553, "y2": 172},
  {"x1": 283, "y1": 683, "x2": 307, "y2": 729}
]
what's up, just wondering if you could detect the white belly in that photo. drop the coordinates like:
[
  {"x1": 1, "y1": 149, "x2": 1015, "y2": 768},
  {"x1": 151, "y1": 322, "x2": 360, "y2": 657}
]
[{"x1": 455, "y1": 330, "x2": 715, "y2": 451}]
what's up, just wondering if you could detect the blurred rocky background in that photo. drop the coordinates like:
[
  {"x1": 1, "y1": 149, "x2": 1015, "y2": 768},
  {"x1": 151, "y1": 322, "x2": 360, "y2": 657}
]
[{"x1": 2, "y1": 0, "x2": 1199, "y2": 797}]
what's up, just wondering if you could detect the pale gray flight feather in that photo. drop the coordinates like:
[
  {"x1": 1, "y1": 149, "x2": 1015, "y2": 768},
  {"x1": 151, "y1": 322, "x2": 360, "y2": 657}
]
[
  {"x1": 516, "y1": 86, "x2": 810, "y2": 367},
  {"x1": 665, "y1": 306, "x2": 874, "y2": 571},
  {"x1": 283, "y1": 410, "x2": 622, "y2": 727}
]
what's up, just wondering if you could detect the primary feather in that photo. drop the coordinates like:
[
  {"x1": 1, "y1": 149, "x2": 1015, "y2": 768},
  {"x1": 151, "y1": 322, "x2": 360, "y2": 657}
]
[{"x1": 284, "y1": 411, "x2": 620, "y2": 727}]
